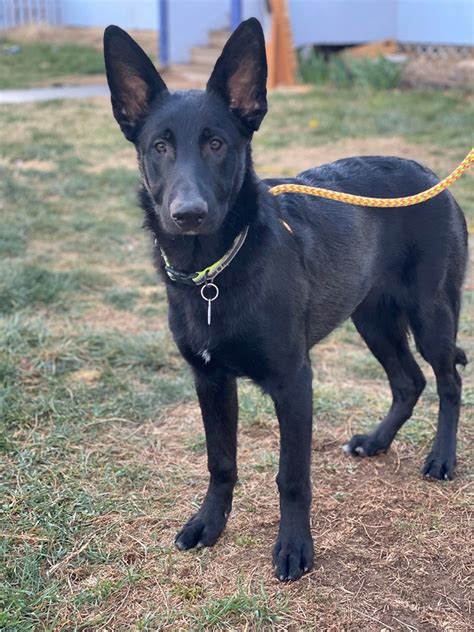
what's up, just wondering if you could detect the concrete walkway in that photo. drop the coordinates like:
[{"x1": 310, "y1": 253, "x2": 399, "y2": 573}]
[{"x1": 0, "y1": 84, "x2": 110, "y2": 104}]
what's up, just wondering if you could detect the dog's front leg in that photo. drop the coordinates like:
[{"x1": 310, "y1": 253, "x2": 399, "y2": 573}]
[
  {"x1": 175, "y1": 369, "x2": 238, "y2": 550},
  {"x1": 269, "y1": 359, "x2": 314, "y2": 581}
]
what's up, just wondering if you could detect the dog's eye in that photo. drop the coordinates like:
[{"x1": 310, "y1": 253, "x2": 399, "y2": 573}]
[
  {"x1": 210, "y1": 138, "x2": 223, "y2": 151},
  {"x1": 155, "y1": 141, "x2": 167, "y2": 154}
]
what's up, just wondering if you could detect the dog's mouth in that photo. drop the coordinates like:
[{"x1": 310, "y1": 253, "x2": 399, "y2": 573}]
[
  {"x1": 173, "y1": 224, "x2": 220, "y2": 237},
  {"x1": 181, "y1": 229, "x2": 201, "y2": 236},
  {"x1": 161, "y1": 215, "x2": 215, "y2": 236},
  {"x1": 156, "y1": 205, "x2": 225, "y2": 237}
]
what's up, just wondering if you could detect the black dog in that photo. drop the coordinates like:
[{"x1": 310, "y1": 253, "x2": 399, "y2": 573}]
[{"x1": 103, "y1": 19, "x2": 467, "y2": 581}]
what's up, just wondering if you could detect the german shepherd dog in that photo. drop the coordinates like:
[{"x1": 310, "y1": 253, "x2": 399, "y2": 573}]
[{"x1": 103, "y1": 19, "x2": 467, "y2": 581}]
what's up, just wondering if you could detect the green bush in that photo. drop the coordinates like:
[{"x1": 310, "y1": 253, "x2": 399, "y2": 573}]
[
  {"x1": 298, "y1": 49, "x2": 403, "y2": 90},
  {"x1": 298, "y1": 50, "x2": 329, "y2": 85},
  {"x1": 349, "y1": 56, "x2": 403, "y2": 89}
]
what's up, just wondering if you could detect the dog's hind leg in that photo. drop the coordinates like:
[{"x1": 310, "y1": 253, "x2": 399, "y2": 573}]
[
  {"x1": 175, "y1": 369, "x2": 238, "y2": 550},
  {"x1": 344, "y1": 295, "x2": 426, "y2": 458},
  {"x1": 409, "y1": 297, "x2": 464, "y2": 480}
]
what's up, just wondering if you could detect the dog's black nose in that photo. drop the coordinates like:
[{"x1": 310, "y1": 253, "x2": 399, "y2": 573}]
[{"x1": 171, "y1": 202, "x2": 208, "y2": 231}]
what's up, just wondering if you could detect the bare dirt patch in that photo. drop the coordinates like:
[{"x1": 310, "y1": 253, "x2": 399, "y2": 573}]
[
  {"x1": 68, "y1": 368, "x2": 101, "y2": 384},
  {"x1": 404, "y1": 57, "x2": 474, "y2": 89},
  {"x1": 82, "y1": 148, "x2": 136, "y2": 174},
  {"x1": 78, "y1": 305, "x2": 148, "y2": 333},
  {"x1": 53, "y1": 402, "x2": 473, "y2": 630},
  {"x1": 0, "y1": 157, "x2": 57, "y2": 171}
]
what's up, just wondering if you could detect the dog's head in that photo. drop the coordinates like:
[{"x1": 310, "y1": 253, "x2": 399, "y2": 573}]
[{"x1": 103, "y1": 18, "x2": 267, "y2": 236}]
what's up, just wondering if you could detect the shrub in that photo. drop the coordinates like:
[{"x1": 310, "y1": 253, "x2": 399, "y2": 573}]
[{"x1": 298, "y1": 49, "x2": 403, "y2": 90}]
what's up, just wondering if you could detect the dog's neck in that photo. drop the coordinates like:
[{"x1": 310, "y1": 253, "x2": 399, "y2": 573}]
[{"x1": 142, "y1": 167, "x2": 264, "y2": 276}]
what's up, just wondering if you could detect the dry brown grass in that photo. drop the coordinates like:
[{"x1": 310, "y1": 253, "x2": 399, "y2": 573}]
[
  {"x1": 253, "y1": 136, "x2": 452, "y2": 178},
  {"x1": 46, "y1": 393, "x2": 473, "y2": 630}
]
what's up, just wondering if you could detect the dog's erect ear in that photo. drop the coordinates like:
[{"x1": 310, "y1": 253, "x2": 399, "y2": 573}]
[
  {"x1": 103, "y1": 25, "x2": 168, "y2": 141},
  {"x1": 207, "y1": 18, "x2": 267, "y2": 133}
]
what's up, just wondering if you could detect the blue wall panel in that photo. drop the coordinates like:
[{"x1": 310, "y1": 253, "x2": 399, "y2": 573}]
[
  {"x1": 61, "y1": 0, "x2": 157, "y2": 30},
  {"x1": 397, "y1": 0, "x2": 474, "y2": 46},
  {"x1": 287, "y1": 0, "x2": 398, "y2": 46},
  {"x1": 168, "y1": 1, "x2": 228, "y2": 63}
]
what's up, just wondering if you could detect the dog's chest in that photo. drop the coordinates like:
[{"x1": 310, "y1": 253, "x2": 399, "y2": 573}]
[
  {"x1": 171, "y1": 305, "x2": 268, "y2": 380},
  {"x1": 167, "y1": 273, "x2": 271, "y2": 379},
  {"x1": 201, "y1": 337, "x2": 269, "y2": 381}
]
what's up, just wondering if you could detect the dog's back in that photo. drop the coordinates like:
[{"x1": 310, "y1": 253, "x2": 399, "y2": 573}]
[
  {"x1": 264, "y1": 155, "x2": 467, "y2": 346},
  {"x1": 298, "y1": 156, "x2": 468, "y2": 293}
]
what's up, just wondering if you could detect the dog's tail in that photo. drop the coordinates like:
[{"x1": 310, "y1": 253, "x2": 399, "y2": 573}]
[{"x1": 455, "y1": 346, "x2": 468, "y2": 367}]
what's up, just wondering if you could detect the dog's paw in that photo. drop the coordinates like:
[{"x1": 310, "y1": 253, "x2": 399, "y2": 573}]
[
  {"x1": 343, "y1": 433, "x2": 388, "y2": 457},
  {"x1": 422, "y1": 451, "x2": 456, "y2": 481},
  {"x1": 175, "y1": 509, "x2": 227, "y2": 550},
  {"x1": 272, "y1": 532, "x2": 314, "y2": 582}
]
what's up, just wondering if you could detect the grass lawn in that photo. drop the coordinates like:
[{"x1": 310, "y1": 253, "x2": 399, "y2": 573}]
[
  {"x1": 0, "y1": 86, "x2": 473, "y2": 630},
  {"x1": 0, "y1": 40, "x2": 105, "y2": 89}
]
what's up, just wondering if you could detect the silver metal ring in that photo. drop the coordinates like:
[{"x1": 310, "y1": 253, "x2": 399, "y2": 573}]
[{"x1": 201, "y1": 282, "x2": 219, "y2": 302}]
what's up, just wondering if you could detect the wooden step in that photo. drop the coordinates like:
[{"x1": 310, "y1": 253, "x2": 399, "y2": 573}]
[
  {"x1": 189, "y1": 45, "x2": 221, "y2": 66},
  {"x1": 164, "y1": 26, "x2": 231, "y2": 89},
  {"x1": 208, "y1": 29, "x2": 231, "y2": 48},
  {"x1": 165, "y1": 64, "x2": 210, "y2": 88}
]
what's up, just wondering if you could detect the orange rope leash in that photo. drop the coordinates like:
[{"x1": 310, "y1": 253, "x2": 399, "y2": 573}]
[{"x1": 268, "y1": 148, "x2": 473, "y2": 207}]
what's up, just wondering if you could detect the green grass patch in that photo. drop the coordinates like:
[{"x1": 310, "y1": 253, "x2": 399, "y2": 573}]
[
  {"x1": 239, "y1": 382, "x2": 274, "y2": 427},
  {"x1": 259, "y1": 87, "x2": 473, "y2": 161},
  {"x1": 103, "y1": 287, "x2": 140, "y2": 311},
  {"x1": 0, "y1": 313, "x2": 192, "y2": 428},
  {"x1": 184, "y1": 432, "x2": 207, "y2": 454},
  {"x1": 299, "y1": 51, "x2": 402, "y2": 90},
  {"x1": 80, "y1": 329, "x2": 173, "y2": 370},
  {"x1": 0, "y1": 262, "x2": 107, "y2": 314},
  {"x1": 0, "y1": 40, "x2": 105, "y2": 89},
  {"x1": 193, "y1": 585, "x2": 287, "y2": 629},
  {"x1": 252, "y1": 451, "x2": 278, "y2": 473},
  {"x1": 0, "y1": 227, "x2": 27, "y2": 258}
]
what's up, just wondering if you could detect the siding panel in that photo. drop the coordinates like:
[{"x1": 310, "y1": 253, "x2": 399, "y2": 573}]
[{"x1": 397, "y1": 0, "x2": 474, "y2": 46}]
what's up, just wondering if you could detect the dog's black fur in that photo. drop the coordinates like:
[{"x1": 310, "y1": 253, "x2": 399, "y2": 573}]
[{"x1": 104, "y1": 19, "x2": 468, "y2": 581}]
